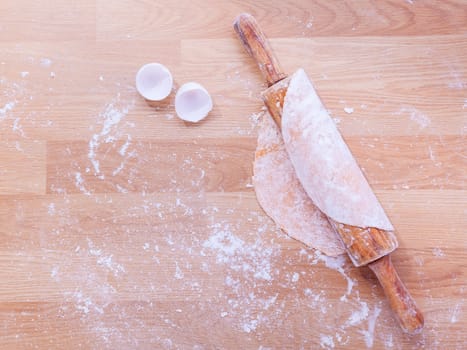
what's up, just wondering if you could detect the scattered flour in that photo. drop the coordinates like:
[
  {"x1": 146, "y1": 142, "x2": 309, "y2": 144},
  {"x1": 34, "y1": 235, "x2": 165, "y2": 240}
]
[
  {"x1": 344, "y1": 107, "x2": 354, "y2": 114},
  {"x1": 12, "y1": 117, "x2": 25, "y2": 136},
  {"x1": 202, "y1": 221, "x2": 278, "y2": 281},
  {"x1": 320, "y1": 334, "x2": 335, "y2": 349},
  {"x1": 292, "y1": 272, "x2": 300, "y2": 283},
  {"x1": 384, "y1": 333, "x2": 394, "y2": 348},
  {"x1": 428, "y1": 145, "x2": 436, "y2": 161},
  {"x1": 447, "y1": 70, "x2": 467, "y2": 90},
  {"x1": 174, "y1": 262, "x2": 184, "y2": 280},
  {"x1": 249, "y1": 111, "x2": 264, "y2": 127},
  {"x1": 234, "y1": 111, "x2": 265, "y2": 135},
  {"x1": 0, "y1": 101, "x2": 15, "y2": 118},
  {"x1": 317, "y1": 252, "x2": 356, "y2": 300},
  {"x1": 97, "y1": 255, "x2": 126, "y2": 277},
  {"x1": 432, "y1": 247, "x2": 445, "y2": 257},
  {"x1": 285, "y1": 15, "x2": 314, "y2": 36},
  {"x1": 199, "y1": 213, "x2": 286, "y2": 334},
  {"x1": 69, "y1": 290, "x2": 104, "y2": 315},
  {"x1": 47, "y1": 203, "x2": 56, "y2": 215},
  {"x1": 347, "y1": 301, "x2": 369, "y2": 326},
  {"x1": 118, "y1": 135, "x2": 132, "y2": 156},
  {"x1": 394, "y1": 107, "x2": 431, "y2": 129},
  {"x1": 51, "y1": 266, "x2": 59, "y2": 280},
  {"x1": 450, "y1": 302, "x2": 463, "y2": 323},
  {"x1": 358, "y1": 305, "x2": 382, "y2": 348},
  {"x1": 88, "y1": 94, "x2": 135, "y2": 178},
  {"x1": 300, "y1": 248, "x2": 387, "y2": 347},
  {"x1": 87, "y1": 238, "x2": 126, "y2": 277},
  {"x1": 40, "y1": 57, "x2": 52, "y2": 67},
  {"x1": 75, "y1": 172, "x2": 91, "y2": 195}
]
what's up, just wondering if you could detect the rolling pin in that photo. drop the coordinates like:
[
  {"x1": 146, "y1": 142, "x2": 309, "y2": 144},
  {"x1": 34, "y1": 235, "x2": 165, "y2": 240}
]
[{"x1": 234, "y1": 13, "x2": 424, "y2": 334}]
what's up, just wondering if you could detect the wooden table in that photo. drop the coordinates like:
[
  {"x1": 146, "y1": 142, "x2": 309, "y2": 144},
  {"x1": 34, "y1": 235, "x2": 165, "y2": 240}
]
[{"x1": 0, "y1": 1, "x2": 466, "y2": 348}]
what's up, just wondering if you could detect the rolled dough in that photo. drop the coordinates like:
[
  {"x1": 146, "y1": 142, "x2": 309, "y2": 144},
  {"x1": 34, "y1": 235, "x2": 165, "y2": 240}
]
[
  {"x1": 253, "y1": 114, "x2": 345, "y2": 256},
  {"x1": 282, "y1": 69, "x2": 394, "y2": 231}
]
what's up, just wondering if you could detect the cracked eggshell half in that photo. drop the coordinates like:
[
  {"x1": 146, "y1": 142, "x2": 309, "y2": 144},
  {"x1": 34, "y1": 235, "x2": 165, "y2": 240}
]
[
  {"x1": 175, "y1": 82, "x2": 213, "y2": 122},
  {"x1": 136, "y1": 63, "x2": 173, "y2": 101}
]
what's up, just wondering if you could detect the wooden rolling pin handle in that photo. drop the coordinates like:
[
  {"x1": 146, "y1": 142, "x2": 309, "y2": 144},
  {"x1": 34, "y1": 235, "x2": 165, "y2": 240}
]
[
  {"x1": 234, "y1": 13, "x2": 287, "y2": 87},
  {"x1": 368, "y1": 255, "x2": 424, "y2": 334}
]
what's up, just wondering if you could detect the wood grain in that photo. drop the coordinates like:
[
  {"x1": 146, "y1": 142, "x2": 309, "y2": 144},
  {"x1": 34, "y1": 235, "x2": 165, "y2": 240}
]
[
  {"x1": 0, "y1": 0, "x2": 466, "y2": 349},
  {"x1": 96, "y1": 0, "x2": 467, "y2": 40},
  {"x1": 234, "y1": 13, "x2": 287, "y2": 87}
]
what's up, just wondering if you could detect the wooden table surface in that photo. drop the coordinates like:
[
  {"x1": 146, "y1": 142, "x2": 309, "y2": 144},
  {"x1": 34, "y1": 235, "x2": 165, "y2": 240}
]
[{"x1": 1, "y1": 1, "x2": 466, "y2": 349}]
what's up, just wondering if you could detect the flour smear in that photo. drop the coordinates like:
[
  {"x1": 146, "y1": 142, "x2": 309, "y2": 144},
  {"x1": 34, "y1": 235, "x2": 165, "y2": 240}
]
[
  {"x1": 394, "y1": 106, "x2": 431, "y2": 129},
  {"x1": 88, "y1": 93, "x2": 136, "y2": 178}
]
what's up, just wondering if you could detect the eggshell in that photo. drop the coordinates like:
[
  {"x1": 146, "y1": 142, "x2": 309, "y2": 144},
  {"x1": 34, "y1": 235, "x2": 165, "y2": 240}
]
[
  {"x1": 136, "y1": 63, "x2": 173, "y2": 101},
  {"x1": 175, "y1": 82, "x2": 212, "y2": 122}
]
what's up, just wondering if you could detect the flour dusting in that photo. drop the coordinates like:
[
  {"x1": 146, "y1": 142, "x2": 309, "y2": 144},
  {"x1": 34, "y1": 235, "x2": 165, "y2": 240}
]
[
  {"x1": 320, "y1": 334, "x2": 335, "y2": 348},
  {"x1": 292, "y1": 272, "x2": 300, "y2": 283},
  {"x1": 450, "y1": 301, "x2": 463, "y2": 323},
  {"x1": 285, "y1": 15, "x2": 314, "y2": 36},
  {"x1": 0, "y1": 101, "x2": 15, "y2": 118},
  {"x1": 97, "y1": 255, "x2": 126, "y2": 277},
  {"x1": 344, "y1": 107, "x2": 354, "y2": 114},
  {"x1": 68, "y1": 290, "x2": 106, "y2": 316},
  {"x1": 318, "y1": 252, "x2": 356, "y2": 300},
  {"x1": 347, "y1": 301, "x2": 369, "y2": 326},
  {"x1": 202, "y1": 221, "x2": 277, "y2": 281},
  {"x1": 88, "y1": 93, "x2": 135, "y2": 178},
  {"x1": 447, "y1": 70, "x2": 467, "y2": 89},
  {"x1": 87, "y1": 238, "x2": 126, "y2": 277},
  {"x1": 358, "y1": 305, "x2": 382, "y2": 348},
  {"x1": 432, "y1": 247, "x2": 445, "y2": 257},
  {"x1": 40, "y1": 57, "x2": 52, "y2": 67},
  {"x1": 75, "y1": 172, "x2": 91, "y2": 195},
  {"x1": 395, "y1": 107, "x2": 431, "y2": 129},
  {"x1": 48, "y1": 203, "x2": 56, "y2": 216},
  {"x1": 118, "y1": 135, "x2": 132, "y2": 156},
  {"x1": 174, "y1": 262, "x2": 184, "y2": 280},
  {"x1": 51, "y1": 266, "x2": 59, "y2": 280}
]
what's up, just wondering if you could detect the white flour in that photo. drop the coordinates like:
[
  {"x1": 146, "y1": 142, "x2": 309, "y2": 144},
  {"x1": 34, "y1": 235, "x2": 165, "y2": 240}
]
[
  {"x1": 450, "y1": 301, "x2": 463, "y2": 323},
  {"x1": 447, "y1": 70, "x2": 467, "y2": 90},
  {"x1": 40, "y1": 57, "x2": 53, "y2": 67},
  {"x1": 359, "y1": 305, "x2": 382, "y2": 348},
  {"x1": 74, "y1": 172, "x2": 91, "y2": 195},
  {"x1": 202, "y1": 220, "x2": 278, "y2": 281},
  {"x1": 0, "y1": 101, "x2": 15, "y2": 118},
  {"x1": 395, "y1": 106, "x2": 431, "y2": 129},
  {"x1": 88, "y1": 94, "x2": 135, "y2": 177}
]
